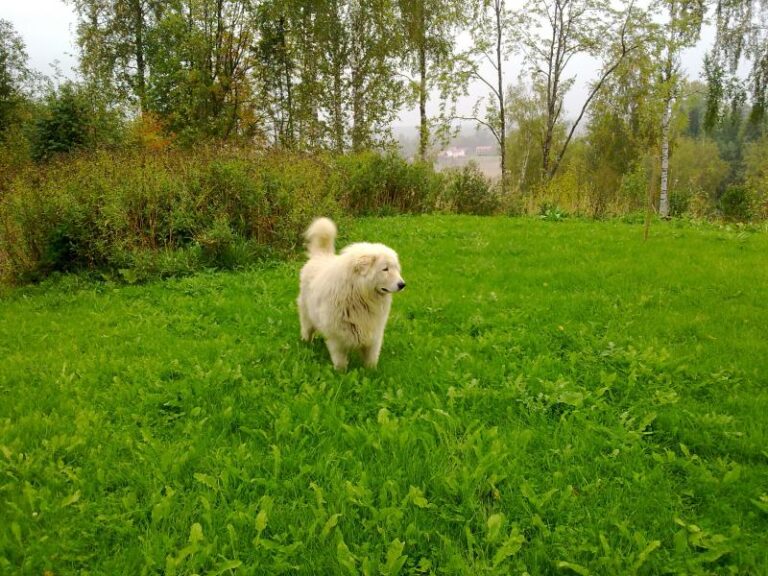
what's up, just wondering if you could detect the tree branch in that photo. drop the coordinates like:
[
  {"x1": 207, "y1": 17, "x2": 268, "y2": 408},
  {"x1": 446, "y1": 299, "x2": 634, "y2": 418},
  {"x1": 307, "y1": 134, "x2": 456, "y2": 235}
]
[{"x1": 452, "y1": 115, "x2": 501, "y2": 145}]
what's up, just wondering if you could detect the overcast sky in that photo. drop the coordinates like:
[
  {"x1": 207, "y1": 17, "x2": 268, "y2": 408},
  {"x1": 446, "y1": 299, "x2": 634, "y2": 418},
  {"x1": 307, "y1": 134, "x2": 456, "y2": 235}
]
[
  {"x1": 1, "y1": 1, "x2": 713, "y2": 130},
  {"x1": 1, "y1": 1, "x2": 79, "y2": 79}
]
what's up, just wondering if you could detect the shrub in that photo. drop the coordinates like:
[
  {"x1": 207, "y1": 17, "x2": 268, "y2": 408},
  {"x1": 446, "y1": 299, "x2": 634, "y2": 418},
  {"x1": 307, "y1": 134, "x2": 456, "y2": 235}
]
[
  {"x1": 0, "y1": 148, "x2": 342, "y2": 283},
  {"x1": 528, "y1": 167, "x2": 593, "y2": 217},
  {"x1": 718, "y1": 185, "x2": 753, "y2": 222},
  {"x1": 669, "y1": 188, "x2": 691, "y2": 217},
  {"x1": 439, "y1": 163, "x2": 499, "y2": 215},
  {"x1": 31, "y1": 82, "x2": 124, "y2": 162},
  {"x1": 333, "y1": 152, "x2": 441, "y2": 215},
  {"x1": 618, "y1": 162, "x2": 651, "y2": 214},
  {"x1": 669, "y1": 137, "x2": 729, "y2": 205}
]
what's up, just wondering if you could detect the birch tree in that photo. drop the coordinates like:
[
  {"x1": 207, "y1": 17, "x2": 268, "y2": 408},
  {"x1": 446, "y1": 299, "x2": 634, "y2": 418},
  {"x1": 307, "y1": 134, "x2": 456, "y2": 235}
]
[
  {"x1": 655, "y1": 0, "x2": 704, "y2": 218},
  {"x1": 706, "y1": 0, "x2": 768, "y2": 126},
  {"x1": 67, "y1": 0, "x2": 160, "y2": 112},
  {"x1": 256, "y1": 0, "x2": 296, "y2": 146},
  {"x1": 398, "y1": 0, "x2": 467, "y2": 160},
  {"x1": 461, "y1": 0, "x2": 515, "y2": 196},
  {"x1": 518, "y1": 0, "x2": 643, "y2": 181},
  {"x1": 0, "y1": 19, "x2": 32, "y2": 135}
]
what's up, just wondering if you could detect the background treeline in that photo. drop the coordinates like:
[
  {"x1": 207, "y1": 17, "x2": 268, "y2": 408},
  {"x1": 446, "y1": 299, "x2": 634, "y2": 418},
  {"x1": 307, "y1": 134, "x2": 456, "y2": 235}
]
[{"x1": 1, "y1": 0, "x2": 768, "y2": 282}]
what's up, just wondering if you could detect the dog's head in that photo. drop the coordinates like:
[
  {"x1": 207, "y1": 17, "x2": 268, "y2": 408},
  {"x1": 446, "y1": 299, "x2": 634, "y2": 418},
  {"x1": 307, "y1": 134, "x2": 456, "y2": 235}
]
[{"x1": 346, "y1": 243, "x2": 406, "y2": 295}]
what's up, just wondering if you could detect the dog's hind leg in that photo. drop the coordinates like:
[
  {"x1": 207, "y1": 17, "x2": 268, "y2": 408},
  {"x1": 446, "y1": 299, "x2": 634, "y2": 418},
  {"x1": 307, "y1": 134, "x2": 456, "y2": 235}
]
[
  {"x1": 325, "y1": 339, "x2": 348, "y2": 371},
  {"x1": 298, "y1": 298, "x2": 315, "y2": 341}
]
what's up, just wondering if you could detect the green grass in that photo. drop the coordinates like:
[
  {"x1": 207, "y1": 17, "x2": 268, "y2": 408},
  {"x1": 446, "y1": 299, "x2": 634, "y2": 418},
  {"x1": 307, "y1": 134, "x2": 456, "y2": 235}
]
[{"x1": 1, "y1": 216, "x2": 767, "y2": 575}]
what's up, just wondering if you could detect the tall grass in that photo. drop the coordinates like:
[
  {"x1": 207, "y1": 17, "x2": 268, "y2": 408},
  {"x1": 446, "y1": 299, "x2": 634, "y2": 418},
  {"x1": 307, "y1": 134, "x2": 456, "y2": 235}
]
[{"x1": 0, "y1": 149, "x2": 499, "y2": 284}]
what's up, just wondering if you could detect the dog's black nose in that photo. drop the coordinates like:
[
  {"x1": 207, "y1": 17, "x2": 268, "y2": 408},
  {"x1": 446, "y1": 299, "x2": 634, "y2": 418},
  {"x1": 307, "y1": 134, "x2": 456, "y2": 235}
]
[{"x1": 397, "y1": 281, "x2": 406, "y2": 291}]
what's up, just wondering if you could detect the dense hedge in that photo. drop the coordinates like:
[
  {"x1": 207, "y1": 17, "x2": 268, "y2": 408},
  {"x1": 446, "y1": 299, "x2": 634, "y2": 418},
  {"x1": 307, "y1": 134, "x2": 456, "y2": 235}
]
[{"x1": 0, "y1": 149, "x2": 496, "y2": 283}]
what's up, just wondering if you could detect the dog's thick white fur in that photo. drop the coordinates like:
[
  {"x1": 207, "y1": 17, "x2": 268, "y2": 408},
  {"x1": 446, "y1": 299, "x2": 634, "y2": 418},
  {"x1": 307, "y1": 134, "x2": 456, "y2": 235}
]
[{"x1": 297, "y1": 217, "x2": 405, "y2": 370}]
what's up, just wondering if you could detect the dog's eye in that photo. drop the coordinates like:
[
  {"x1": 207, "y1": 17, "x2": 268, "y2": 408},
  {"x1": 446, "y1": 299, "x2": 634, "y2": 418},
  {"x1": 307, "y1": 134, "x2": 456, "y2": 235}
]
[{"x1": 382, "y1": 267, "x2": 389, "y2": 272}]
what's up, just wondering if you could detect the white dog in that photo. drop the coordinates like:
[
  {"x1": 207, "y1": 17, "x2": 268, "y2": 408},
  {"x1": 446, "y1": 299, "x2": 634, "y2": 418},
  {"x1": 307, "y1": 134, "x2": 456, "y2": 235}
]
[{"x1": 297, "y1": 217, "x2": 406, "y2": 370}]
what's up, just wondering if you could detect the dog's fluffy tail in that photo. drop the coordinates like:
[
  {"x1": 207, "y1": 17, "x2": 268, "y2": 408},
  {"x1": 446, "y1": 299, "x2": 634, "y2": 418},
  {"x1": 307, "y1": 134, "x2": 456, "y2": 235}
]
[{"x1": 305, "y1": 217, "x2": 337, "y2": 257}]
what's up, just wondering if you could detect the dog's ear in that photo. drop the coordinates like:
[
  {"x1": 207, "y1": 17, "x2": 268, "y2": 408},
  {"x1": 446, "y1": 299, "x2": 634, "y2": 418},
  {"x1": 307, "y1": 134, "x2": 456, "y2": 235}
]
[{"x1": 353, "y1": 254, "x2": 376, "y2": 274}]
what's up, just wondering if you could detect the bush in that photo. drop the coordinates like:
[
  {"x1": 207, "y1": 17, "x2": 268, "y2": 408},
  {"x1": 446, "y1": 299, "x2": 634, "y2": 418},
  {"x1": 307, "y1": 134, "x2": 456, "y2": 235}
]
[
  {"x1": 439, "y1": 163, "x2": 499, "y2": 215},
  {"x1": 718, "y1": 185, "x2": 753, "y2": 222},
  {"x1": 0, "y1": 148, "x2": 342, "y2": 283},
  {"x1": 1, "y1": 147, "x2": 545, "y2": 284},
  {"x1": 528, "y1": 167, "x2": 593, "y2": 217},
  {"x1": 30, "y1": 82, "x2": 124, "y2": 162},
  {"x1": 333, "y1": 152, "x2": 441, "y2": 215}
]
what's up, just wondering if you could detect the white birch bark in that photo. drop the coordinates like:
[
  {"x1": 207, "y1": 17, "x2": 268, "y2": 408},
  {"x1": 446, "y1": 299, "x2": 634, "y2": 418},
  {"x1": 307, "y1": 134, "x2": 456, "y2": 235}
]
[{"x1": 659, "y1": 93, "x2": 673, "y2": 219}]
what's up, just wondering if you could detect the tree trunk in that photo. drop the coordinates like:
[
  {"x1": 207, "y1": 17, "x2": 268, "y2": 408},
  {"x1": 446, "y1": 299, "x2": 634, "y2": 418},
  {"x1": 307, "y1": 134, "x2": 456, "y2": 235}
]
[
  {"x1": 332, "y1": 61, "x2": 344, "y2": 152},
  {"x1": 352, "y1": 76, "x2": 365, "y2": 152},
  {"x1": 278, "y1": 17, "x2": 294, "y2": 147},
  {"x1": 659, "y1": 93, "x2": 673, "y2": 218},
  {"x1": 418, "y1": 42, "x2": 428, "y2": 161},
  {"x1": 495, "y1": 0, "x2": 506, "y2": 196},
  {"x1": 132, "y1": 0, "x2": 146, "y2": 113}
]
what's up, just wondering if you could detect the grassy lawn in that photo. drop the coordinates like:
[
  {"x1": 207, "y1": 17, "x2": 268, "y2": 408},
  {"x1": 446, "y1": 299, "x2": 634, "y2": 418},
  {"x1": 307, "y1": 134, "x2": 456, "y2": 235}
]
[{"x1": 1, "y1": 216, "x2": 767, "y2": 575}]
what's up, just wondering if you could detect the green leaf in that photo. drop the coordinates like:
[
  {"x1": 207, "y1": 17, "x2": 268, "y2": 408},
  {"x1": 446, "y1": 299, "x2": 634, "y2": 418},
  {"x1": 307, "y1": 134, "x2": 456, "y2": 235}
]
[
  {"x1": 194, "y1": 472, "x2": 218, "y2": 491},
  {"x1": 492, "y1": 530, "x2": 524, "y2": 567},
  {"x1": 557, "y1": 561, "x2": 591, "y2": 575},
  {"x1": 207, "y1": 559, "x2": 242, "y2": 575},
  {"x1": 632, "y1": 540, "x2": 661, "y2": 571},
  {"x1": 486, "y1": 513, "x2": 505, "y2": 543},
  {"x1": 406, "y1": 485, "x2": 430, "y2": 509},
  {"x1": 722, "y1": 464, "x2": 741, "y2": 484},
  {"x1": 321, "y1": 513, "x2": 342, "y2": 539},
  {"x1": 558, "y1": 390, "x2": 584, "y2": 407},
  {"x1": 520, "y1": 483, "x2": 557, "y2": 510},
  {"x1": 381, "y1": 538, "x2": 407, "y2": 576},
  {"x1": 11, "y1": 522, "x2": 21, "y2": 545},
  {"x1": 751, "y1": 494, "x2": 768, "y2": 514},
  {"x1": 337, "y1": 539, "x2": 357, "y2": 573},
  {"x1": 61, "y1": 490, "x2": 81, "y2": 508},
  {"x1": 636, "y1": 411, "x2": 657, "y2": 433},
  {"x1": 255, "y1": 509, "x2": 268, "y2": 533},
  {"x1": 189, "y1": 522, "x2": 204, "y2": 544},
  {"x1": 119, "y1": 268, "x2": 139, "y2": 284}
]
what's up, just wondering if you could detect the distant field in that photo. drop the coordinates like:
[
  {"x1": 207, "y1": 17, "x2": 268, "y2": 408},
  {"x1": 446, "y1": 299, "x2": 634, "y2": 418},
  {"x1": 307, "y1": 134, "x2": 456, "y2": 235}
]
[
  {"x1": 1, "y1": 216, "x2": 767, "y2": 575},
  {"x1": 435, "y1": 155, "x2": 501, "y2": 179}
]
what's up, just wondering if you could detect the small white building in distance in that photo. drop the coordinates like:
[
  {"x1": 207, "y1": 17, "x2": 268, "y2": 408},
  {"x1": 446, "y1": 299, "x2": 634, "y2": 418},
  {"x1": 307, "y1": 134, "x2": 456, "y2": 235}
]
[{"x1": 438, "y1": 147, "x2": 467, "y2": 159}]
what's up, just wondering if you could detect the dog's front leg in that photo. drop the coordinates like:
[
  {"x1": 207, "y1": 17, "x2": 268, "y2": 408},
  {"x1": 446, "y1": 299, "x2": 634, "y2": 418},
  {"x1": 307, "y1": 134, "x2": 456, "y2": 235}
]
[
  {"x1": 325, "y1": 339, "x2": 348, "y2": 371},
  {"x1": 362, "y1": 333, "x2": 384, "y2": 369}
]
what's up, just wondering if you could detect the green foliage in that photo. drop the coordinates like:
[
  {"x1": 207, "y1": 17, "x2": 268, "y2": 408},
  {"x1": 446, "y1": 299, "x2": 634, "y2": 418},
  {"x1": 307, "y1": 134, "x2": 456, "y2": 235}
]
[
  {"x1": 0, "y1": 149, "x2": 342, "y2": 283},
  {"x1": 527, "y1": 156, "x2": 595, "y2": 217},
  {"x1": 504, "y1": 82, "x2": 548, "y2": 194},
  {"x1": 30, "y1": 82, "x2": 124, "y2": 162},
  {"x1": 333, "y1": 152, "x2": 441, "y2": 216},
  {"x1": 0, "y1": 19, "x2": 31, "y2": 136},
  {"x1": 669, "y1": 136, "x2": 729, "y2": 217},
  {"x1": 0, "y1": 19, "x2": 35, "y2": 193},
  {"x1": 31, "y1": 82, "x2": 91, "y2": 161},
  {"x1": 718, "y1": 185, "x2": 754, "y2": 221},
  {"x1": 0, "y1": 149, "x2": 482, "y2": 283},
  {"x1": 1, "y1": 217, "x2": 767, "y2": 574},
  {"x1": 743, "y1": 135, "x2": 768, "y2": 220},
  {"x1": 617, "y1": 160, "x2": 652, "y2": 212},
  {"x1": 439, "y1": 163, "x2": 498, "y2": 215}
]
